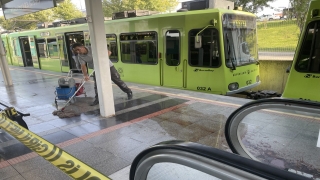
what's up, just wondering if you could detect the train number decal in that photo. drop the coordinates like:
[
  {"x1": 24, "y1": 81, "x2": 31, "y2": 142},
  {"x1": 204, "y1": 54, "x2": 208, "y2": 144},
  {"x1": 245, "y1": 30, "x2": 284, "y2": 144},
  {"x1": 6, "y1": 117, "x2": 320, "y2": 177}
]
[{"x1": 197, "y1": 87, "x2": 212, "y2": 91}]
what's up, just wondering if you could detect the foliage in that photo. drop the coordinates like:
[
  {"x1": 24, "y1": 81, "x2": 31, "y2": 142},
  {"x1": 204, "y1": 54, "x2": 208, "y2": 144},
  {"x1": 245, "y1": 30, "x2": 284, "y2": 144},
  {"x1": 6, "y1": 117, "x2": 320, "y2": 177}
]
[
  {"x1": 0, "y1": 10, "x2": 54, "y2": 30},
  {"x1": 230, "y1": 0, "x2": 275, "y2": 13},
  {"x1": 53, "y1": 0, "x2": 84, "y2": 20},
  {"x1": 0, "y1": 0, "x2": 83, "y2": 31},
  {"x1": 289, "y1": 0, "x2": 310, "y2": 32},
  {"x1": 102, "y1": 0, "x2": 179, "y2": 17}
]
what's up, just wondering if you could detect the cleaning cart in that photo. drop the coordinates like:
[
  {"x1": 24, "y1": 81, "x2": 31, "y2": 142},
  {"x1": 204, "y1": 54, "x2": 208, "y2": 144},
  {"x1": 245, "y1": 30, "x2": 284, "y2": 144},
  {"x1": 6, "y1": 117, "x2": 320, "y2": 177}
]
[{"x1": 54, "y1": 69, "x2": 87, "y2": 108}]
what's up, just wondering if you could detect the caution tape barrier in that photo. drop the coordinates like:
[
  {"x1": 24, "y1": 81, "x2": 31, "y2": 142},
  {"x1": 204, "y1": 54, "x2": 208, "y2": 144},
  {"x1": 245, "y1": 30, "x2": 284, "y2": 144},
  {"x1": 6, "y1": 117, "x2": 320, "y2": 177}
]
[{"x1": 0, "y1": 110, "x2": 111, "y2": 180}]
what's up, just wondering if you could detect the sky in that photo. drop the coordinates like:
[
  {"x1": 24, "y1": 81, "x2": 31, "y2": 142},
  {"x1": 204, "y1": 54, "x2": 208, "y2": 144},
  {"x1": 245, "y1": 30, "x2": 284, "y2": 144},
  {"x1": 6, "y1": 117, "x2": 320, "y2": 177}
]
[
  {"x1": 0, "y1": 0, "x2": 290, "y2": 17},
  {"x1": 256, "y1": 0, "x2": 290, "y2": 16},
  {"x1": 71, "y1": 0, "x2": 85, "y2": 10},
  {"x1": 71, "y1": 0, "x2": 290, "y2": 15}
]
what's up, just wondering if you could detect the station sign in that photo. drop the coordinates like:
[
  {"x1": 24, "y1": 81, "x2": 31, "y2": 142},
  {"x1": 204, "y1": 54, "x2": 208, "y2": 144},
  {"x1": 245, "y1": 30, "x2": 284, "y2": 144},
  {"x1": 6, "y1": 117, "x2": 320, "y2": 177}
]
[
  {"x1": 0, "y1": 0, "x2": 58, "y2": 20},
  {"x1": 40, "y1": 32, "x2": 50, "y2": 37}
]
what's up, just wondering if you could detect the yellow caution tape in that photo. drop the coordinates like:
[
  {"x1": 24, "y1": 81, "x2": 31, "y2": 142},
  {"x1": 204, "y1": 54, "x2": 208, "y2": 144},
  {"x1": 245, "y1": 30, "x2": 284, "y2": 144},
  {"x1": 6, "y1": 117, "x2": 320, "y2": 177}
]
[{"x1": 0, "y1": 110, "x2": 111, "y2": 180}]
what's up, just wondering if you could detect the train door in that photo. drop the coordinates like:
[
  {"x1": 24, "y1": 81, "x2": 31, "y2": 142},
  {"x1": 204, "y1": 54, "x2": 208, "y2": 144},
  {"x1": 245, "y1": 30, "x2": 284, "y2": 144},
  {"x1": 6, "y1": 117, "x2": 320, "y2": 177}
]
[
  {"x1": 56, "y1": 33, "x2": 69, "y2": 72},
  {"x1": 65, "y1": 31, "x2": 84, "y2": 72},
  {"x1": 162, "y1": 29, "x2": 183, "y2": 87},
  {"x1": 106, "y1": 34, "x2": 118, "y2": 63},
  {"x1": 18, "y1": 37, "x2": 33, "y2": 67},
  {"x1": 83, "y1": 31, "x2": 93, "y2": 69},
  {"x1": 28, "y1": 36, "x2": 40, "y2": 69},
  {"x1": 12, "y1": 38, "x2": 23, "y2": 66}
]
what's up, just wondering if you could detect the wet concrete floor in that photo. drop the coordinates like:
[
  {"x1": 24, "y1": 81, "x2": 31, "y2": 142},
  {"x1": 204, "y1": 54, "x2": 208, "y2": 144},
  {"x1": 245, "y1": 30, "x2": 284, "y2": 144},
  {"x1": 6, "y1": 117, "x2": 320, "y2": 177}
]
[{"x1": 0, "y1": 66, "x2": 319, "y2": 179}]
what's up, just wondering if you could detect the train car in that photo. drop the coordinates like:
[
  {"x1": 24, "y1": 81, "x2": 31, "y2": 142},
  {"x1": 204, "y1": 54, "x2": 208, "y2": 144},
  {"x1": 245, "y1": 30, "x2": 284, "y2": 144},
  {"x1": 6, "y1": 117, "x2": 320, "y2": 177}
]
[
  {"x1": 1, "y1": 8, "x2": 260, "y2": 95},
  {"x1": 282, "y1": 0, "x2": 320, "y2": 102}
]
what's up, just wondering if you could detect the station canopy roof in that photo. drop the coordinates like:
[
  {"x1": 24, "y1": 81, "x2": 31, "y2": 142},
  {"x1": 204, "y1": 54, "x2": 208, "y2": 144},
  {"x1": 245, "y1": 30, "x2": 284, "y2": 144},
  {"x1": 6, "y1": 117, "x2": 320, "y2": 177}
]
[
  {"x1": 0, "y1": 0, "x2": 64, "y2": 8},
  {"x1": 0, "y1": 0, "x2": 64, "y2": 19},
  {"x1": 0, "y1": 0, "x2": 12, "y2": 8}
]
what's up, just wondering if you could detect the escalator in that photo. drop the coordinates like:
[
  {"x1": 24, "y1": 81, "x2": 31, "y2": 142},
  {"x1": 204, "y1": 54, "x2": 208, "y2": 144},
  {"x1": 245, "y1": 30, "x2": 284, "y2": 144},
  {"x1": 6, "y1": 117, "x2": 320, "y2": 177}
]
[
  {"x1": 130, "y1": 98, "x2": 319, "y2": 179},
  {"x1": 130, "y1": 140, "x2": 309, "y2": 180},
  {"x1": 224, "y1": 98, "x2": 320, "y2": 179}
]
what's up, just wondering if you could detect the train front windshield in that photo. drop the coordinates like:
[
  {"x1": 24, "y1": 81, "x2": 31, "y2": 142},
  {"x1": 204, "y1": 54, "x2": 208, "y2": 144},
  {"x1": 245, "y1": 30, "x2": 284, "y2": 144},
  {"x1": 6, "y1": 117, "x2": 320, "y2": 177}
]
[{"x1": 223, "y1": 14, "x2": 258, "y2": 68}]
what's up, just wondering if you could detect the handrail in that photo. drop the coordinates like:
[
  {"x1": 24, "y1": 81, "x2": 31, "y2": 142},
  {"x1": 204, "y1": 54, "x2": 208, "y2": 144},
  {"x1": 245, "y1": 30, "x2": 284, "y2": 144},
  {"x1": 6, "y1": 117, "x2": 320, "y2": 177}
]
[
  {"x1": 183, "y1": 59, "x2": 187, "y2": 88},
  {"x1": 224, "y1": 98, "x2": 320, "y2": 179},
  {"x1": 225, "y1": 98, "x2": 320, "y2": 159},
  {"x1": 160, "y1": 58, "x2": 163, "y2": 86},
  {"x1": 130, "y1": 140, "x2": 309, "y2": 180}
]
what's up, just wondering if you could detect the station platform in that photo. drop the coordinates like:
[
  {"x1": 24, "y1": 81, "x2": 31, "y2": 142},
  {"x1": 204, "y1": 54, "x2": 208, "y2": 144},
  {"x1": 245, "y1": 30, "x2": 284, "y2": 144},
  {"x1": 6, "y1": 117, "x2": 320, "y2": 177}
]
[{"x1": 0, "y1": 66, "x2": 319, "y2": 180}]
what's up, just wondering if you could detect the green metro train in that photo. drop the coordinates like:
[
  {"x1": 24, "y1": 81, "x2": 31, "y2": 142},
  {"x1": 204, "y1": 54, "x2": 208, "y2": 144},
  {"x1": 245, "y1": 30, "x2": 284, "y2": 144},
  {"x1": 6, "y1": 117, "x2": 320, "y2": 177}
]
[
  {"x1": 282, "y1": 0, "x2": 320, "y2": 102},
  {"x1": 1, "y1": 8, "x2": 260, "y2": 95}
]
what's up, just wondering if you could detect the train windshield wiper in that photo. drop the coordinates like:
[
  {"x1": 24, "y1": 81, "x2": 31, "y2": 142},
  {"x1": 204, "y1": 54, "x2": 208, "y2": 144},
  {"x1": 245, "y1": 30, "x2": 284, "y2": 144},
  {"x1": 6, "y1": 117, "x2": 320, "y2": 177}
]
[
  {"x1": 250, "y1": 57, "x2": 260, "y2": 65},
  {"x1": 226, "y1": 33, "x2": 236, "y2": 70}
]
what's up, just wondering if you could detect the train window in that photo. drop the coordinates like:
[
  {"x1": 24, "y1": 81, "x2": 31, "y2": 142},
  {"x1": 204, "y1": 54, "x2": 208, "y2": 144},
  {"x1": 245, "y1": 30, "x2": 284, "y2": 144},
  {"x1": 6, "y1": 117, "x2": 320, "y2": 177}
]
[
  {"x1": 165, "y1": 30, "x2": 180, "y2": 66},
  {"x1": 84, "y1": 32, "x2": 91, "y2": 47},
  {"x1": 36, "y1": 39, "x2": 47, "y2": 58},
  {"x1": 12, "y1": 38, "x2": 22, "y2": 57},
  {"x1": 106, "y1": 34, "x2": 118, "y2": 63},
  {"x1": 47, "y1": 38, "x2": 59, "y2": 59},
  {"x1": 148, "y1": 41, "x2": 157, "y2": 60},
  {"x1": 223, "y1": 14, "x2": 258, "y2": 68},
  {"x1": 121, "y1": 43, "x2": 130, "y2": 54},
  {"x1": 296, "y1": 21, "x2": 320, "y2": 73},
  {"x1": 57, "y1": 35, "x2": 67, "y2": 60},
  {"x1": 120, "y1": 32, "x2": 158, "y2": 64},
  {"x1": 189, "y1": 29, "x2": 220, "y2": 67}
]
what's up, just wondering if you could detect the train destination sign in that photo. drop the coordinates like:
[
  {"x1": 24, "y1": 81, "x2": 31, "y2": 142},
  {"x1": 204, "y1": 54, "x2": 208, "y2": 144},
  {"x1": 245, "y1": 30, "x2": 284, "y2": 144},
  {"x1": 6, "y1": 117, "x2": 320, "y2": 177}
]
[{"x1": 1, "y1": 0, "x2": 57, "y2": 19}]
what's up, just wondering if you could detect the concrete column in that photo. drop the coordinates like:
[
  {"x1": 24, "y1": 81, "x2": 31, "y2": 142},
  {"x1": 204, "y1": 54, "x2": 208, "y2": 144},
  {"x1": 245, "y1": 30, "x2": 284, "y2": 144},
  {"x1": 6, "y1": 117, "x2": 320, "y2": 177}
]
[
  {"x1": 84, "y1": 0, "x2": 115, "y2": 117},
  {"x1": 209, "y1": 0, "x2": 215, "y2": 8},
  {"x1": 0, "y1": 39, "x2": 13, "y2": 86},
  {"x1": 209, "y1": 0, "x2": 234, "y2": 9}
]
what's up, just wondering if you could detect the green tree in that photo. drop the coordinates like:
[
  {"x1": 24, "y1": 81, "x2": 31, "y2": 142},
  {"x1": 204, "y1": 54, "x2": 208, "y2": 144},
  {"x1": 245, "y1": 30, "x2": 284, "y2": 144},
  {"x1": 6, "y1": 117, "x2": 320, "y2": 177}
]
[
  {"x1": 230, "y1": 0, "x2": 275, "y2": 13},
  {"x1": 102, "y1": 0, "x2": 179, "y2": 17},
  {"x1": 0, "y1": 10, "x2": 54, "y2": 30},
  {"x1": 289, "y1": 0, "x2": 310, "y2": 32},
  {"x1": 53, "y1": 0, "x2": 84, "y2": 20},
  {"x1": 0, "y1": 0, "x2": 83, "y2": 30}
]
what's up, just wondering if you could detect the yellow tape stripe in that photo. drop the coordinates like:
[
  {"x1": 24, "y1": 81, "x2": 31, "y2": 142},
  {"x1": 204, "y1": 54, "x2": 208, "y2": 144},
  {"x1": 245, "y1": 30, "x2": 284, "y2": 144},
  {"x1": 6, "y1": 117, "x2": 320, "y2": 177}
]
[{"x1": 0, "y1": 112, "x2": 111, "y2": 180}]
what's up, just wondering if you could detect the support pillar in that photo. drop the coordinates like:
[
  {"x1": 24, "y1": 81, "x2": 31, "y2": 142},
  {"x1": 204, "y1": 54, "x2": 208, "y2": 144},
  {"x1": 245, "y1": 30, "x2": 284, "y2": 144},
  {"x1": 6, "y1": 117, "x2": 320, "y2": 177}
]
[
  {"x1": 85, "y1": 0, "x2": 115, "y2": 117},
  {"x1": 0, "y1": 39, "x2": 13, "y2": 86}
]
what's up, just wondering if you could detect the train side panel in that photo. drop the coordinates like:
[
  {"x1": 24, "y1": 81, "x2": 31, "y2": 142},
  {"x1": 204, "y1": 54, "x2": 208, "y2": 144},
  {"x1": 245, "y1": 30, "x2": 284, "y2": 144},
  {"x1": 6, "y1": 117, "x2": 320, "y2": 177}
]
[
  {"x1": 1, "y1": 34, "x2": 13, "y2": 65},
  {"x1": 183, "y1": 11, "x2": 226, "y2": 94},
  {"x1": 105, "y1": 19, "x2": 161, "y2": 86}
]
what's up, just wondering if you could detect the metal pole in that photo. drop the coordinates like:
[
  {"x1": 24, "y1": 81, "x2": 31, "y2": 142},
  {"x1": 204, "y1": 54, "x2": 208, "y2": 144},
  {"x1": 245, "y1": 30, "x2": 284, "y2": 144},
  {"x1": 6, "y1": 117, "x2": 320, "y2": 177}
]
[{"x1": 0, "y1": 38, "x2": 13, "y2": 86}]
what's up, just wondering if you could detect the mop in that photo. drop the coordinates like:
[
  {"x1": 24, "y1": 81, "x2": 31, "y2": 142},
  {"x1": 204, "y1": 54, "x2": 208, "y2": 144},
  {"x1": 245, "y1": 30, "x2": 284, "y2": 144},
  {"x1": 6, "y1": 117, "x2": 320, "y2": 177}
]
[{"x1": 53, "y1": 71, "x2": 95, "y2": 118}]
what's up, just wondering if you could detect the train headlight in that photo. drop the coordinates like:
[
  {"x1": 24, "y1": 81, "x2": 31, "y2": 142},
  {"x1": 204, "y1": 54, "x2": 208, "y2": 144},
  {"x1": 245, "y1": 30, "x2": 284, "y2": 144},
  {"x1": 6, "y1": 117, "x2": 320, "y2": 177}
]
[
  {"x1": 228, "y1": 82, "x2": 239, "y2": 91},
  {"x1": 256, "y1": 75, "x2": 260, "y2": 82}
]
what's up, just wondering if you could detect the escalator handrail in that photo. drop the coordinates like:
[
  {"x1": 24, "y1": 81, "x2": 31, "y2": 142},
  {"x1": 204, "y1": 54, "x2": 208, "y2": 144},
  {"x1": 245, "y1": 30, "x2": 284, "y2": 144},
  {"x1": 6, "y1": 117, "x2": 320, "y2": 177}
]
[
  {"x1": 225, "y1": 97, "x2": 320, "y2": 155},
  {"x1": 130, "y1": 140, "x2": 309, "y2": 180}
]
